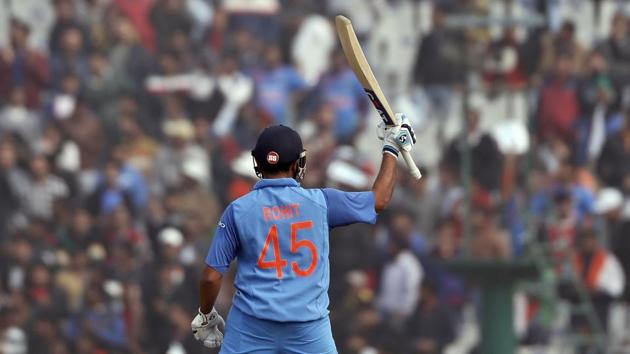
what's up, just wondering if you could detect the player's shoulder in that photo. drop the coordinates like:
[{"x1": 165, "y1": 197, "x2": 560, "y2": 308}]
[
  {"x1": 319, "y1": 187, "x2": 349, "y2": 204},
  {"x1": 227, "y1": 190, "x2": 260, "y2": 214},
  {"x1": 291, "y1": 186, "x2": 328, "y2": 209}
]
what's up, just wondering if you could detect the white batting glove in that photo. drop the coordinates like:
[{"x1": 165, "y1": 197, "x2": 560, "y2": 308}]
[
  {"x1": 377, "y1": 113, "x2": 417, "y2": 157},
  {"x1": 191, "y1": 307, "x2": 225, "y2": 348}
]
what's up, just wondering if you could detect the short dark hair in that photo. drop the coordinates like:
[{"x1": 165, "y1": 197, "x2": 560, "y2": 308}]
[
  {"x1": 554, "y1": 189, "x2": 572, "y2": 203},
  {"x1": 577, "y1": 227, "x2": 597, "y2": 239},
  {"x1": 10, "y1": 18, "x2": 30, "y2": 34},
  {"x1": 561, "y1": 20, "x2": 576, "y2": 34}
]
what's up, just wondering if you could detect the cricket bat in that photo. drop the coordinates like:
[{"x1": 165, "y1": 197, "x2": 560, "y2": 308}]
[{"x1": 335, "y1": 15, "x2": 422, "y2": 180}]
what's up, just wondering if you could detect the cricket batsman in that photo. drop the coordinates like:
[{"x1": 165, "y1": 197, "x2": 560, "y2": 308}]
[{"x1": 191, "y1": 114, "x2": 416, "y2": 353}]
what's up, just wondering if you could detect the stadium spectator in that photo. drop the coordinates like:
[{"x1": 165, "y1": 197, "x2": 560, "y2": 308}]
[
  {"x1": 314, "y1": 50, "x2": 367, "y2": 142},
  {"x1": 482, "y1": 27, "x2": 527, "y2": 89},
  {"x1": 56, "y1": 96, "x2": 105, "y2": 173},
  {"x1": 0, "y1": 18, "x2": 49, "y2": 109},
  {"x1": 0, "y1": 1, "x2": 629, "y2": 352},
  {"x1": 423, "y1": 218, "x2": 468, "y2": 311},
  {"x1": 108, "y1": 15, "x2": 152, "y2": 92},
  {"x1": 84, "y1": 50, "x2": 134, "y2": 138},
  {"x1": 49, "y1": 0, "x2": 88, "y2": 54},
  {"x1": 391, "y1": 168, "x2": 440, "y2": 237},
  {"x1": 14, "y1": 155, "x2": 69, "y2": 221},
  {"x1": 597, "y1": 109, "x2": 630, "y2": 190},
  {"x1": 532, "y1": 157, "x2": 595, "y2": 222},
  {"x1": 598, "y1": 12, "x2": 630, "y2": 88},
  {"x1": 117, "y1": 114, "x2": 159, "y2": 176},
  {"x1": 37, "y1": 124, "x2": 81, "y2": 177},
  {"x1": 0, "y1": 140, "x2": 23, "y2": 240},
  {"x1": 576, "y1": 51, "x2": 621, "y2": 165},
  {"x1": 0, "y1": 88, "x2": 40, "y2": 151},
  {"x1": 298, "y1": 103, "x2": 338, "y2": 186},
  {"x1": 562, "y1": 228, "x2": 625, "y2": 331},
  {"x1": 407, "y1": 281, "x2": 457, "y2": 354},
  {"x1": 538, "y1": 55, "x2": 581, "y2": 144},
  {"x1": 0, "y1": 308, "x2": 27, "y2": 354},
  {"x1": 252, "y1": 45, "x2": 308, "y2": 124},
  {"x1": 443, "y1": 100, "x2": 504, "y2": 192},
  {"x1": 594, "y1": 188, "x2": 630, "y2": 302},
  {"x1": 67, "y1": 285, "x2": 127, "y2": 350},
  {"x1": 223, "y1": 0, "x2": 280, "y2": 43},
  {"x1": 412, "y1": 5, "x2": 464, "y2": 126},
  {"x1": 50, "y1": 26, "x2": 90, "y2": 88},
  {"x1": 210, "y1": 53, "x2": 254, "y2": 137},
  {"x1": 470, "y1": 205, "x2": 512, "y2": 260},
  {"x1": 153, "y1": 118, "x2": 209, "y2": 194},
  {"x1": 87, "y1": 159, "x2": 139, "y2": 215},
  {"x1": 59, "y1": 207, "x2": 100, "y2": 252},
  {"x1": 539, "y1": 189, "x2": 579, "y2": 263},
  {"x1": 541, "y1": 20, "x2": 585, "y2": 74},
  {"x1": 149, "y1": 0, "x2": 193, "y2": 52},
  {"x1": 376, "y1": 233, "x2": 423, "y2": 325},
  {"x1": 290, "y1": 14, "x2": 335, "y2": 86}
]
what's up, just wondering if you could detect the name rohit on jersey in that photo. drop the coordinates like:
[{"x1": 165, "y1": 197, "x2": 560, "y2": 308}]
[{"x1": 263, "y1": 204, "x2": 300, "y2": 221}]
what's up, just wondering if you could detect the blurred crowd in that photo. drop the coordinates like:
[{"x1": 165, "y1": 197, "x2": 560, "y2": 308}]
[{"x1": 1, "y1": 0, "x2": 630, "y2": 353}]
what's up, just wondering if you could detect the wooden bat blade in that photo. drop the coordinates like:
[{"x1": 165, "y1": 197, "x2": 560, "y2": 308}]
[
  {"x1": 334, "y1": 16, "x2": 370, "y2": 88},
  {"x1": 335, "y1": 15, "x2": 397, "y2": 126},
  {"x1": 335, "y1": 15, "x2": 422, "y2": 180}
]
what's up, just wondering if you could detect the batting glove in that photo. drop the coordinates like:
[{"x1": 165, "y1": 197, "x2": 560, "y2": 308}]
[
  {"x1": 377, "y1": 113, "x2": 417, "y2": 157},
  {"x1": 191, "y1": 307, "x2": 225, "y2": 348}
]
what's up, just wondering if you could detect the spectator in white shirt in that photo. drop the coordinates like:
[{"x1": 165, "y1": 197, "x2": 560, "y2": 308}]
[
  {"x1": 0, "y1": 88, "x2": 40, "y2": 146},
  {"x1": 16, "y1": 155, "x2": 68, "y2": 221},
  {"x1": 376, "y1": 233, "x2": 423, "y2": 326},
  {"x1": 291, "y1": 14, "x2": 335, "y2": 86}
]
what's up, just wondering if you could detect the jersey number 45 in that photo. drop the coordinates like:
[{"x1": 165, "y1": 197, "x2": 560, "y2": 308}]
[{"x1": 257, "y1": 221, "x2": 317, "y2": 279}]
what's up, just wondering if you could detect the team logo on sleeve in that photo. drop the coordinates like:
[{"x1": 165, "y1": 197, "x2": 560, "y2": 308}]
[{"x1": 267, "y1": 151, "x2": 279, "y2": 165}]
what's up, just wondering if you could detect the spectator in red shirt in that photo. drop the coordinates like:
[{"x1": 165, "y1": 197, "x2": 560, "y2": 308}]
[
  {"x1": 483, "y1": 27, "x2": 527, "y2": 89},
  {"x1": 538, "y1": 55, "x2": 581, "y2": 144}
]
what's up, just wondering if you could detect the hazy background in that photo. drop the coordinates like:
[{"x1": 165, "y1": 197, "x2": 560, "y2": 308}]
[{"x1": 1, "y1": 0, "x2": 630, "y2": 353}]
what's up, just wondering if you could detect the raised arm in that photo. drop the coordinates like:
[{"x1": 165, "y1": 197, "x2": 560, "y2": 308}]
[
  {"x1": 372, "y1": 153, "x2": 398, "y2": 213},
  {"x1": 373, "y1": 113, "x2": 417, "y2": 213}
]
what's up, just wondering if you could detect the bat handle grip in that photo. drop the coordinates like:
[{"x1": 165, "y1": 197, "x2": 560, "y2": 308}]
[{"x1": 401, "y1": 151, "x2": 422, "y2": 180}]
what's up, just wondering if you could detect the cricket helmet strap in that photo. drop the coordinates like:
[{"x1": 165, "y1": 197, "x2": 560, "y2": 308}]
[
  {"x1": 251, "y1": 125, "x2": 306, "y2": 181},
  {"x1": 295, "y1": 150, "x2": 307, "y2": 181}
]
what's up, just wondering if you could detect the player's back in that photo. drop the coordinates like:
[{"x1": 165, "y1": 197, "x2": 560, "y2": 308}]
[
  {"x1": 206, "y1": 177, "x2": 377, "y2": 323},
  {"x1": 230, "y1": 178, "x2": 330, "y2": 322}
]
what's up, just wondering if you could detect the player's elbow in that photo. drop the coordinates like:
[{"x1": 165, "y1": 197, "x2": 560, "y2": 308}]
[
  {"x1": 374, "y1": 193, "x2": 391, "y2": 213},
  {"x1": 201, "y1": 266, "x2": 223, "y2": 286}
]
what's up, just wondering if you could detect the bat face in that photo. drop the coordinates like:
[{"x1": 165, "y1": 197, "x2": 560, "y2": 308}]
[
  {"x1": 336, "y1": 15, "x2": 398, "y2": 127},
  {"x1": 336, "y1": 15, "x2": 422, "y2": 179},
  {"x1": 364, "y1": 89, "x2": 396, "y2": 126}
]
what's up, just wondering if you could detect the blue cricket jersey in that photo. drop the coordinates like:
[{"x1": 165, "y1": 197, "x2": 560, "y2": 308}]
[{"x1": 205, "y1": 178, "x2": 377, "y2": 322}]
